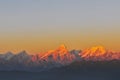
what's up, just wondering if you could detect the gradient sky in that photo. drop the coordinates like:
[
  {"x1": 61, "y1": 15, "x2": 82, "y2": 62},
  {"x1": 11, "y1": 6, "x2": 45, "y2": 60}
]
[{"x1": 0, "y1": 0, "x2": 120, "y2": 54}]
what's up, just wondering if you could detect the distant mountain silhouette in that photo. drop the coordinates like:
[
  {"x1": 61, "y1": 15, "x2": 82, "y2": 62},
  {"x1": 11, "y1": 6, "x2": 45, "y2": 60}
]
[{"x1": 0, "y1": 45, "x2": 120, "y2": 71}]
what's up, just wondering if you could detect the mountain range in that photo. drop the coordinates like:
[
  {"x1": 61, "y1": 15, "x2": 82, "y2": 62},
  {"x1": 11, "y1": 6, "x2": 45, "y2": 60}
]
[{"x1": 0, "y1": 45, "x2": 120, "y2": 71}]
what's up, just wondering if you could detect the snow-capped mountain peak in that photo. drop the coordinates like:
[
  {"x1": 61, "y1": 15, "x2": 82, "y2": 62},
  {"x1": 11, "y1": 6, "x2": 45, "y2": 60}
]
[
  {"x1": 81, "y1": 46, "x2": 120, "y2": 61},
  {"x1": 0, "y1": 51, "x2": 14, "y2": 60},
  {"x1": 81, "y1": 46, "x2": 106, "y2": 58}
]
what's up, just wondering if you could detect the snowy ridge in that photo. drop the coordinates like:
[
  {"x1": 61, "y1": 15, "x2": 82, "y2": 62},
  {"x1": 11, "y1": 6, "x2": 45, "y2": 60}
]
[{"x1": 0, "y1": 45, "x2": 120, "y2": 71}]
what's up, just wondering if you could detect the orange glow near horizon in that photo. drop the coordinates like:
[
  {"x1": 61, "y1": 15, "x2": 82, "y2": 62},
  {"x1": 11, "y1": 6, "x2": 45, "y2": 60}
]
[
  {"x1": 0, "y1": 42, "x2": 120, "y2": 54},
  {"x1": 0, "y1": 32, "x2": 120, "y2": 54}
]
